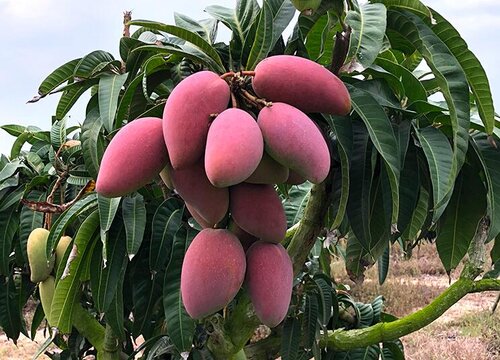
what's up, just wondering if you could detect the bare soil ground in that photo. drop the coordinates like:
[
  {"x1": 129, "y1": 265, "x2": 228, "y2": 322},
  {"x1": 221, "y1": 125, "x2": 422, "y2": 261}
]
[{"x1": 1, "y1": 243, "x2": 499, "y2": 359}]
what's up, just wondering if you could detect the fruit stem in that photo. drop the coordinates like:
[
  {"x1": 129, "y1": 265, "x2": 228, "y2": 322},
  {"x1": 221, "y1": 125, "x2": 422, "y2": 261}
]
[
  {"x1": 220, "y1": 71, "x2": 236, "y2": 80},
  {"x1": 240, "y1": 89, "x2": 272, "y2": 108},
  {"x1": 231, "y1": 91, "x2": 239, "y2": 108},
  {"x1": 240, "y1": 70, "x2": 256, "y2": 77}
]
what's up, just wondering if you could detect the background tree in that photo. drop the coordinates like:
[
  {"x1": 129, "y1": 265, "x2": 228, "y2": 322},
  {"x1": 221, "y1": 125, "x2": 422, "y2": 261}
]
[{"x1": 0, "y1": 0, "x2": 499, "y2": 359}]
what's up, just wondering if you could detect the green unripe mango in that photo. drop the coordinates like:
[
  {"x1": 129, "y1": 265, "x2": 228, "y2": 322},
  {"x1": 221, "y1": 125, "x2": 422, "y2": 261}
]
[
  {"x1": 291, "y1": 0, "x2": 322, "y2": 14},
  {"x1": 39, "y1": 275, "x2": 55, "y2": 326},
  {"x1": 27, "y1": 228, "x2": 55, "y2": 283},
  {"x1": 55, "y1": 236, "x2": 72, "y2": 273}
]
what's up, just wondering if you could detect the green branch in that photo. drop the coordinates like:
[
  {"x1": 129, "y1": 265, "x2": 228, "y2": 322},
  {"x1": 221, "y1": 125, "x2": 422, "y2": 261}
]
[{"x1": 320, "y1": 277, "x2": 500, "y2": 350}]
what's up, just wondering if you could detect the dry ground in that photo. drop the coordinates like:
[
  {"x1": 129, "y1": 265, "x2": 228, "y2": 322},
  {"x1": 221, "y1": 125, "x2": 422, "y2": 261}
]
[{"x1": 1, "y1": 243, "x2": 499, "y2": 359}]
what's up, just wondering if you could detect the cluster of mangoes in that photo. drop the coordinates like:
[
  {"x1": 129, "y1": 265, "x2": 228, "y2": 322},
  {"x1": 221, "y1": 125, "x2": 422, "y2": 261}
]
[
  {"x1": 27, "y1": 228, "x2": 72, "y2": 325},
  {"x1": 95, "y1": 55, "x2": 351, "y2": 327}
]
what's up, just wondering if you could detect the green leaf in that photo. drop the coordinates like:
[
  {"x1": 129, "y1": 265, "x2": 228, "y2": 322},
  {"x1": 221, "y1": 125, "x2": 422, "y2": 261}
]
[
  {"x1": 344, "y1": 3, "x2": 387, "y2": 72},
  {"x1": 106, "y1": 275, "x2": 125, "y2": 339},
  {"x1": 97, "y1": 194, "x2": 121, "y2": 261},
  {"x1": 74, "y1": 50, "x2": 115, "y2": 79},
  {"x1": 81, "y1": 107, "x2": 104, "y2": 179},
  {"x1": 90, "y1": 221, "x2": 127, "y2": 313},
  {"x1": 0, "y1": 206, "x2": 20, "y2": 276},
  {"x1": 281, "y1": 316, "x2": 301, "y2": 360},
  {"x1": 0, "y1": 160, "x2": 23, "y2": 182},
  {"x1": 174, "y1": 13, "x2": 217, "y2": 44},
  {"x1": 267, "y1": 0, "x2": 296, "y2": 50},
  {"x1": 430, "y1": 10, "x2": 495, "y2": 135},
  {"x1": 122, "y1": 193, "x2": 147, "y2": 260},
  {"x1": 163, "y1": 226, "x2": 196, "y2": 353},
  {"x1": 46, "y1": 193, "x2": 98, "y2": 259},
  {"x1": 303, "y1": 293, "x2": 319, "y2": 350},
  {"x1": 50, "y1": 211, "x2": 100, "y2": 333},
  {"x1": 436, "y1": 162, "x2": 487, "y2": 272},
  {"x1": 414, "y1": 127, "x2": 453, "y2": 221},
  {"x1": 401, "y1": 186, "x2": 430, "y2": 242},
  {"x1": 19, "y1": 191, "x2": 45, "y2": 263},
  {"x1": 245, "y1": 1, "x2": 274, "y2": 70},
  {"x1": 129, "y1": 20, "x2": 225, "y2": 73},
  {"x1": 313, "y1": 274, "x2": 333, "y2": 326},
  {"x1": 56, "y1": 79, "x2": 98, "y2": 120},
  {"x1": 382, "y1": 341, "x2": 405, "y2": 360},
  {"x1": 30, "y1": 303, "x2": 44, "y2": 340},
  {"x1": 50, "y1": 117, "x2": 66, "y2": 149},
  {"x1": 397, "y1": 143, "x2": 420, "y2": 235},
  {"x1": 388, "y1": 10, "x2": 470, "y2": 206},
  {"x1": 0, "y1": 186, "x2": 24, "y2": 212},
  {"x1": 0, "y1": 275, "x2": 22, "y2": 341},
  {"x1": 378, "y1": 245, "x2": 390, "y2": 285},
  {"x1": 98, "y1": 73, "x2": 128, "y2": 133},
  {"x1": 38, "y1": 58, "x2": 81, "y2": 96},
  {"x1": 283, "y1": 182, "x2": 312, "y2": 228},
  {"x1": 357, "y1": 302, "x2": 374, "y2": 327},
  {"x1": 347, "y1": 84, "x2": 400, "y2": 224},
  {"x1": 372, "y1": 0, "x2": 432, "y2": 19},
  {"x1": 470, "y1": 134, "x2": 500, "y2": 241},
  {"x1": 149, "y1": 198, "x2": 184, "y2": 273},
  {"x1": 345, "y1": 231, "x2": 374, "y2": 282},
  {"x1": 304, "y1": 13, "x2": 337, "y2": 65}
]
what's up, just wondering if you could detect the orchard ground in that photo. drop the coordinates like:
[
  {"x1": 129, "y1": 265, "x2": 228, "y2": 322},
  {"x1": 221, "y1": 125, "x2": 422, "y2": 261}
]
[{"x1": 1, "y1": 241, "x2": 498, "y2": 360}]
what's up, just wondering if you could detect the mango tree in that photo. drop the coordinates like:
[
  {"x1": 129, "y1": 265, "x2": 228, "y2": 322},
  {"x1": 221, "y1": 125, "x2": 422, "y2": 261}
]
[{"x1": 0, "y1": 0, "x2": 499, "y2": 359}]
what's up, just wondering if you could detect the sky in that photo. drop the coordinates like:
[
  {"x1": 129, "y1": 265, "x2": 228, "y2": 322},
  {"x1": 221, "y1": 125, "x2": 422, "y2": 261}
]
[{"x1": 0, "y1": 0, "x2": 499, "y2": 156}]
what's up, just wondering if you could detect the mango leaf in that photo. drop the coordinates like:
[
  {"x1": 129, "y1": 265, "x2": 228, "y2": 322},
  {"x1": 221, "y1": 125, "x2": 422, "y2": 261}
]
[
  {"x1": 348, "y1": 84, "x2": 401, "y2": 224},
  {"x1": 19, "y1": 191, "x2": 45, "y2": 263},
  {"x1": 81, "y1": 108, "x2": 104, "y2": 179},
  {"x1": 0, "y1": 274, "x2": 22, "y2": 342},
  {"x1": 50, "y1": 117, "x2": 67, "y2": 150},
  {"x1": 122, "y1": 193, "x2": 147, "y2": 260},
  {"x1": 436, "y1": 163, "x2": 487, "y2": 272},
  {"x1": 344, "y1": 3, "x2": 387, "y2": 72},
  {"x1": 388, "y1": 10, "x2": 470, "y2": 207},
  {"x1": 313, "y1": 274, "x2": 334, "y2": 326},
  {"x1": 73, "y1": 50, "x2": 115, "y2": 79},
  {"x1": 430, "y1": 10, "x2": 494, "y2": 135},
  {"x1": 283, "y1": 182, "x2": 312, "y2": 228},
  {"x1": 378, "y1": 245, "x2": 390, "y2": 285},
  {"x1": 129, "y1": 20, "x2": 225, "y2": 73},
  {"x1": 50, "y1": 211, "x2": 100, "y2": 333},
  {"x1": 46, "y1": 193, "x2": 98, "y2": 258},
  {"x1": 106, "y1": 275, "x2": 125, "y2": 339},
  {"x1": 303, "y1": 293, "x2": 319, "y2": 351},
  {"x1": 99, "y1": 73, "x2": 128, "y2": 133},
  {"x1": 245, "y1": 1, "x2": 274, "y2": 70},
  {"x1": 38, "y1": 58, "x2": 81, "y2": 96},
  {"x1": 56, "y1": 79, "x2": 98, "y2": 120},
  {"x1": 97, "y1": 194, "x2": 121, "y2": 262},
  {"x1": 345, "y1": 231, "x2": 374, "y2": 282},
  {"x1": 90, "y1": 221, "x2": 127, "y2": 313},
  {"x1": 149, "y1": 198, "x2": 184, "y2": 273},
  {"x1": 414, "y1": 127, "x2": 453, "y2": 222},
  {"x1": 397, "y1": 143, "x2": 420, "y2": 235},
  {"x1": 470, "y1": 134, "x2": 500, "y2": 241},
  {"x1": 382, "y1": 341, "x2": 405, "y2": 360},
  {"x1": 401, "y1": 186, "x2": 430, "y2": 242},
  {"x1": 267, "y1": 0, "x2": 296, "y2": 51},
  {"x1": 372, "y1": 0, "x2": 432, "y2": 19},
  {"x1": 0, "y1": 205, "x2": 20, "y2": 276},
  {"x1": 304, "y1": 13, "x2": 337, "y2": 65},
  {"x1": 281, "y1": 316, "x2": 301, "y2": 360},
  {"x1": 163, "y1": 226, "x2": 196, "y2": 353}
]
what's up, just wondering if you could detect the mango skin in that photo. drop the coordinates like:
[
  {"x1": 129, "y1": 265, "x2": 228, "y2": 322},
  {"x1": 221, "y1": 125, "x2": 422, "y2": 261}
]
[
  {"x1": 228, "y1": 220, "x2": 259, "y2": 252},
  {"x1": 96, "y1": 117, "x2": 168, "y2": 198},
  {"x1": 171, "y1": 162, "x2": 229, "y2": 225},
  {"x1": 27, "y1": 228, "x2": 55, "y2": 283},
  {"x1": 245, "y1": 242, "x2": 293, "y2": 327},
  {"x1": 185, "y1": 202, "x2": 213, "y2": 229},
  {"x1": 181, "y1": 229, "x2": 246, "y2": 319},
  {"x1": 230, "y1": 183, "x2": 287, "y2": 243},
  {"x1": 39, "y1": 275, "x2": 55, "y2": 325},
  {"x1": 286, "y1": 170, "x2": 307, "y2": 185},
  {"x1": 163, "y1": 71, "x2": 230, "y2": 169},
  {"x1": 55, "y1": 236, "x2": 72, "y2": 273},
  {"x1": 205, "y1": 108, "x2": 264, "y2": 187},
  {"x1": 245, "y1": 152, "x2": 289, "y2": 185},
  {"x1": 253, "y1": 55, "x2": 351, "y2": 115},
  {"x1": 258, "y1": 103, "x2": 330, "y2": 184}
]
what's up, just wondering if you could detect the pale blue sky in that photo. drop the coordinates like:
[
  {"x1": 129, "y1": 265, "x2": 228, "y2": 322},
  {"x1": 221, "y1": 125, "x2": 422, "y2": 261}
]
[{"x1": 1, "y1": 0, "x2": 499, "y2": 155}]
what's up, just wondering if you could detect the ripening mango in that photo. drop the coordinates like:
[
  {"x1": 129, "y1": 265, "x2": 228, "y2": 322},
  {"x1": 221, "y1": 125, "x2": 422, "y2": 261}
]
[
  {"x1": 185, "y1": 202, "x2": 213, "y2": 229},
  {"x1": 245, "y1": 152, "x2": 289, "y2": 185},
  {"x1": 39, "y1": 275, "x2": 55, "y2": 325},
  {"x1": 181, "y1": 229, "x2": 246, "y2": 319},
  {"x1": 163, "y1": 71, "x2": 231, "y2": 169},
  {"x1": 55, "y1": 236, "x2": 72, "y2": 273},
  {"x1": 286, "y1": 170, "x2": 307, "y2": 185},
  {"x1": 27, "y1": 228, "x2": 55, "y2": 283},
  {"x1": 253, "y1": 55, "x2": 351, "y2": 115},
  {"x1": 171, "y1": 162, "x2": 229, "y2": 225},
  {"x1": 230, "y1": 183, "x2": 287, "y2": 243},
  {"x1": 258, "y1": 103, "x2": 330, "y2": 184},
  {"x1": 96, "y1": 117, "x2": 168, "y2": 198},
  {"x1": 205, "y1": 108, "x2": 264, "y2": 187},
  {"x1": 228, "y1": 220, "x2": 258, "y2": 251},
  {"x1": 245, "y1": 242, "x2": 293, "y2": 327},
  {"x1": 291, "y1": 0, "x2": 322, "y2": 14}
]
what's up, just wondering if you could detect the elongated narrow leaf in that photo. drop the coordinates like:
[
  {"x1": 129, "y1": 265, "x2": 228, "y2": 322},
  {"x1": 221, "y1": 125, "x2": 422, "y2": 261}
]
[
  {"x1": 56, "y1": 80, "x2": 98, "y2": 120},
  {"x1": 378, "y1": 245, "x2": 390, "y2": 285},
  {"x1": 81, "y1": 108, "x2": 104, "y2": 179},
  {"x1": 303, "y1": 293, "x2": 319, "y2": 351},
  {"x1": 50, "y1": 117, "x2": 66, "y2": 149},
  {"x1": 149, "y1": 198, "x2": 184, "y2": 273},
  {"x1": 313, "y1": 275, "x2": 333, "y2": 326},
  {"x1": 245, "y1": 1, "x2": 274, "y2": 70},
  {"x1": 163, "y1": 227, "x2": 196, "y2": 353},
  {"x1": 90, "y1": 221, "x2": 127, "y2": 313},
  {"x1": 38, "y1": 58, "x2": 81, "y2": 96},
  {"x1": 344, "y1": 3, "x2": 387, "y2": 72},
  {"x1": 99, "y1": 73, "x2": 128, "y2": 133},
  {"x1": 19, "y1": 191, "x2": 45, "y2": 262},
  {"x1": 388, "y1": 10, "x2": 470, "y2": 206},
  {"x1": 283, "y1": 182, "x2": 312, "y2": 228},
  {"x1": 430, "y1": 10, "x2": 494, "y2": 134},
  {"x1": 46, "y1": 193, "x2": 98, "y2": 258},
  {"x1": 471, "y1": 134, "x2": 500, "y2": 241},
  {"x1": 0, "y1": 206, "x2": 20, "y2": 275},
  {"x1": 0, "y1": 275, "x2": 22, "y2": 342},
  {"x1": 281, "y1": 316, "x2": 301, "y2": 360},
  {"x1": 372, "y1": 0, "x2": 432, "y2": 19},
  {"x1": 74, "y1": 50, "x2": 115, "y2": 79},
  {"x1": 436, "y1": 163, "x2": 487, "y2": 272},
  {"x1": 97, "y1": 194, "x2": 121, "y2": 260},
  {"x1": 0, "y1": 186, "x2": 25, "y2": 212},
  {"x1": 345, "y1": 231, "x2": 374, "y2": 282},
  {"x1": 106, "y1": 275, "x2": 125, "y2": 339},
  {"x1": 129, "y1": 20, "x2": 225, "y2": 73},
  {"x1": 347, "y1": 84, "x2": 400, "y2": 223},
  {"x1": 397, "y1": 143, "x2": 420, "y2": 234},
  {"x1": 50, "y1": 211, "x2": 100, "y2": 333},
  {"x1": 401, "y1": 186, "x2": 430, "y2": 242},
  {"x1": 415, "y1": 127, "x2": 453, "y2": 221},
  {"x1": 267, "y1": 0, "x2": 296, "y2": 49},
  {"x1": 122, "y1": 193, "x2": 147, "y2": 260}
]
